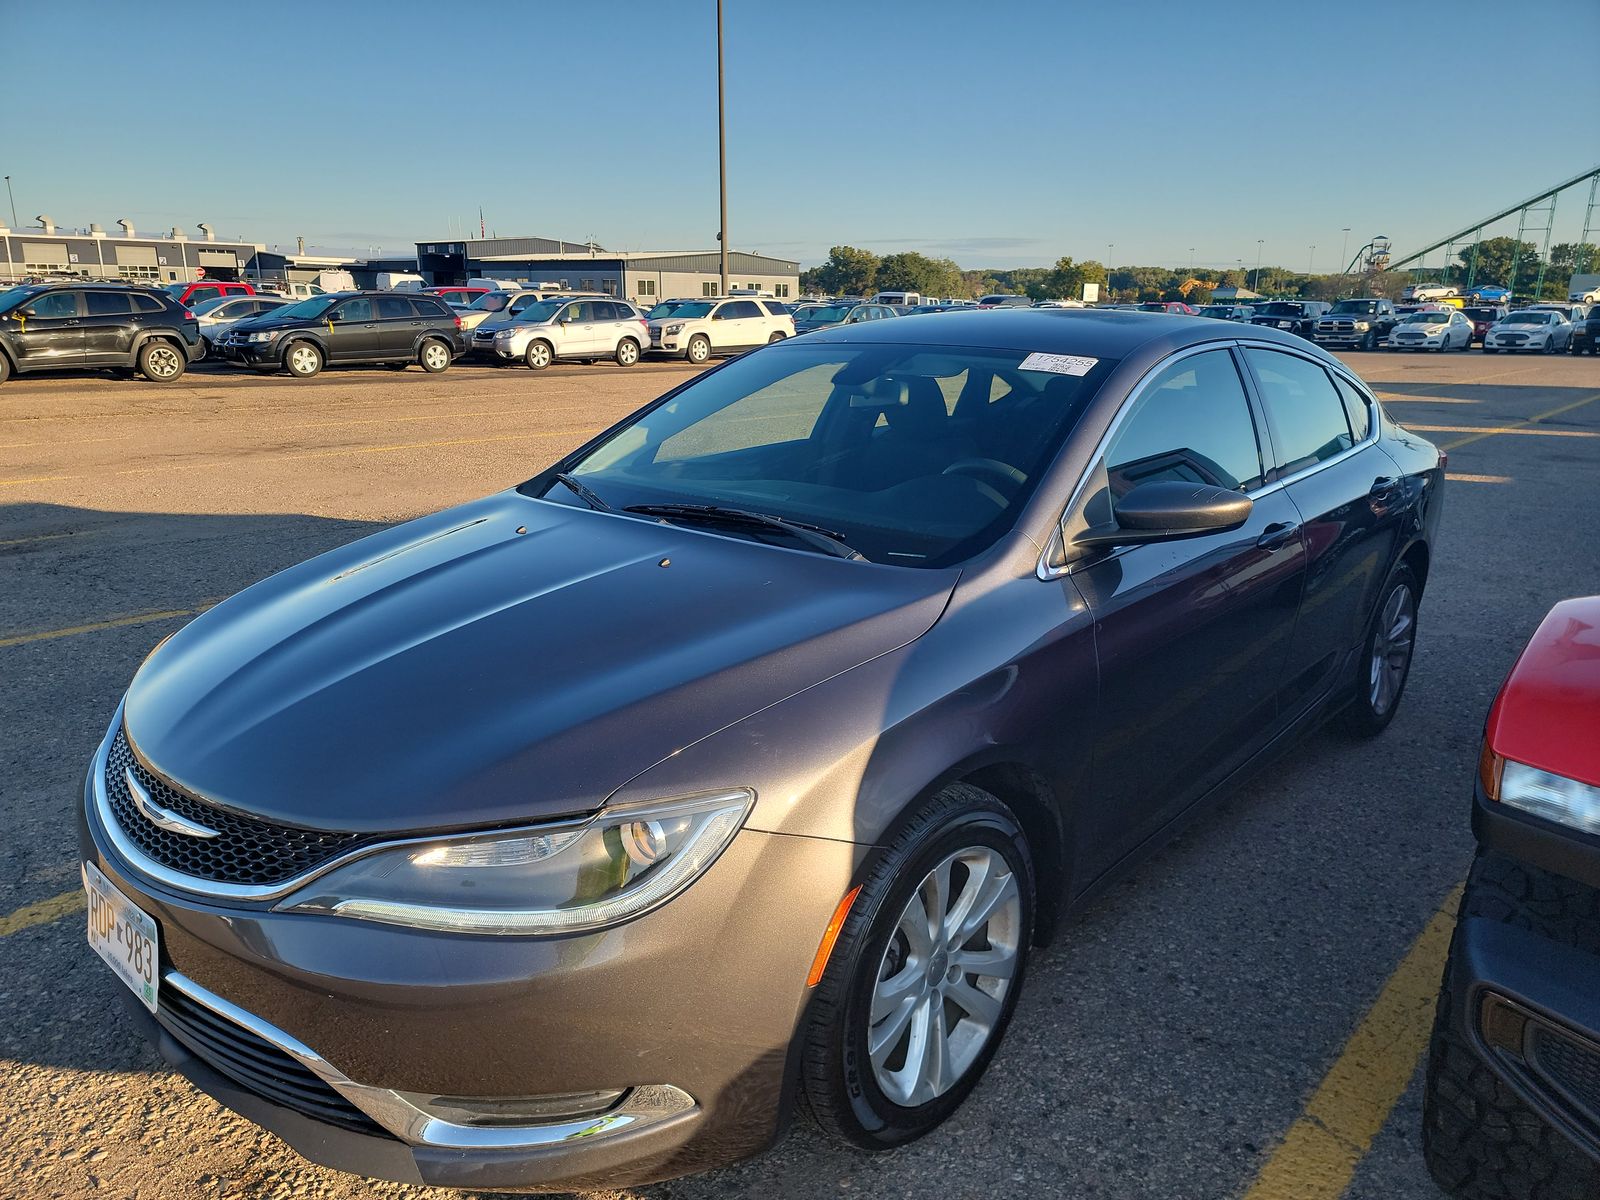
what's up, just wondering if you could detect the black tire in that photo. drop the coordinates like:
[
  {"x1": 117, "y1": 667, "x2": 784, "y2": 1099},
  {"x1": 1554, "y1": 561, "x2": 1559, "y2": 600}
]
[
  {"x1": 524, "y1": 340, "x2": 554, "y2": 370},
  {"x1": 1360, "y1": 329, "x2": 1376, "y2": 351},
  {"x1": 800, "y1": 783, "x2": 1035, "y2": 1151},
  {"x1": 614, "y1": 337, "x2": 641, "y2": 367},
  {"x1": 767, "y1": 331, "x2": 787, "y2": 344},
  {"x1": 137, "y1": 339, "x2": 187, "y2": 383},
  {"x1": 283, "y1": 340, "x2": 323, "y2": 379},
  {"x1": 685, "y1": 335, "x2": 711, "y2": 365},
  {"x1": 1484, "y1": 347, "x2": 1498, "y2": 354},
  {"x1": 418, "y1": 339, "x2": 451, "y2": 373},
  {"x1": 0, "y1": 353, "x2": 10, "y2": 385},
  {"x1": 1423, "y1": 853, "x2": 1600, "y2": 1200},
  {"x1": 1335, "y1": 562, "x2": 1419, "y2": 737}
]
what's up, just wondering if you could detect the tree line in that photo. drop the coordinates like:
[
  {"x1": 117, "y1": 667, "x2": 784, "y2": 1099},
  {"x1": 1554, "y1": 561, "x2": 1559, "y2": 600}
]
[{"x1": 799, "y1": 239, "x2": 1599, "y2": 303}]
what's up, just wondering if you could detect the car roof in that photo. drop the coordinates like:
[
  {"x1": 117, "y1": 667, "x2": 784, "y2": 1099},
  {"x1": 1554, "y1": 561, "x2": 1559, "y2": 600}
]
[{"x1": 800, "y1": 306, "x2": 1316, "y2": 360}]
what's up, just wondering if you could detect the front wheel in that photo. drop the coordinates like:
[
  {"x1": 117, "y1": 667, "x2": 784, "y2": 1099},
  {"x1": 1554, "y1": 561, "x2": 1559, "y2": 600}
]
[
  {"x1": 419, "y1": 339, "x2": 451, "y2": 373},
  {"x1": 1360, "y1": 329, "x2": 1376, "y2": 351},
  {"x1": 614, "y1": 338, "x2": 640, "y2": 367},
  {"x1": 284, "y1": 341, "x2": 323, "y2": 378},
  {"x1": 138, "y1": 340, "x2": 187, "y2": 382},
  {"x1": 1336, "y1": 563, "x2": 1418, "y2": 737},
  {"x1": 800, "y1": 784, "x2": 1035, "y2": 1150},
  {"x1": 685, "y1": 335, "x2": 711, "y2": 365},
  {"x1": 524, "y1": 340, "x2": 553, "y2": 370}
]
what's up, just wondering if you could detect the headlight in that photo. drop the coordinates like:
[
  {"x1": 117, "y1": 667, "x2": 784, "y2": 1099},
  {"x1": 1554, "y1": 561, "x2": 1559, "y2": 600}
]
[
  {"x1": 247, "y1": 330, "x2": 280, "y2": 342},
  {"x1": 1491, "y1": 755, "x2": 1600, "y2": 835},
  {"x1": 664, "y1": 323, "x2": 685, "y2": 335},
  {"x1": 279, "y1": 790, "x2": 753, "y2": 935}
]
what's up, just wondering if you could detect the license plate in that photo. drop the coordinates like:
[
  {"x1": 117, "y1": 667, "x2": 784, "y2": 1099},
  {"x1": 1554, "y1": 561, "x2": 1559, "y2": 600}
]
[{"x1": 84, "y1": 861, "x2": 159, "y2": 1013}]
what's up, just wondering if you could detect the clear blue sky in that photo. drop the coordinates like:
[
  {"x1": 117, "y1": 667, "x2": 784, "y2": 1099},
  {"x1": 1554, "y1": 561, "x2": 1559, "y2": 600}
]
[{"x1": 5, "y1": 0, "x2": 1595, "y2": 271}]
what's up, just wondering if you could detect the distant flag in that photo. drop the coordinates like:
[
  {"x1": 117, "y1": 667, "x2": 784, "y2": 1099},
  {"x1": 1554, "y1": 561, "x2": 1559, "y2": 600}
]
[{"x1": 479, "y1": 207, "x2": 485, "y2": 238}]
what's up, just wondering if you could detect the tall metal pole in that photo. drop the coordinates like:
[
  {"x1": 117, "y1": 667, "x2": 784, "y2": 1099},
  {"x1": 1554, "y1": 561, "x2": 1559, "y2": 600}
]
[
  {"x1": 1340, "y1": 228, "x2": 1351, "y2": 275},
  {"x1": 1252, "y1": 240, "x2": 1263, "y2": 293},
  {"x1": 3, "y1": 176, "x2": 16, "y2": 229},
  {"x1": 717, "y1": 0, "x2": 729, "y2": 296},
  {"x1": 1308, "y1": 245, "x2": 1316, "y2": 274}
]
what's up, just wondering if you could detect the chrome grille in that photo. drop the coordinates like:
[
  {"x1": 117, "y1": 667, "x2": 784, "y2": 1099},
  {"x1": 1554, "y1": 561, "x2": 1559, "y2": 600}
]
[{"x1": 105, "y1": 729, "x2": 372, "y2": 886}]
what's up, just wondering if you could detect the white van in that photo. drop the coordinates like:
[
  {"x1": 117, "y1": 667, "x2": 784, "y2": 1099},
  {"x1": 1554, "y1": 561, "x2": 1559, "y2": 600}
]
[
  {"x1": 873, "y1": 290, "x2": 921, "y2": 307},
  {"x1": 377, "y1": 272, "x2": 426, "y2": 292}
]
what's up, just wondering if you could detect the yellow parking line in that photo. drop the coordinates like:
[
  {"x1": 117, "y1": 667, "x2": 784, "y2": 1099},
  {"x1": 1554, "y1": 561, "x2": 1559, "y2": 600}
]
[
  {"x1": 0, "y1": 603, "x2": 208, "y2": 649},
  {"x1": 1409, "y1": 424, "x2": 1597, "y2": 438},
  {"x1": 0, "y1": 890, "x2": 84, "y2": 937},
  {"x1": 1446, "y1": 474, "x2": 1511, "y2": 484},
  {"x1": 1435, "y1": 391, "x2": 1600, "y2": 453},
  {"x1": 1240, "y1": 884, "x2": 1462, "y2": 1200}
]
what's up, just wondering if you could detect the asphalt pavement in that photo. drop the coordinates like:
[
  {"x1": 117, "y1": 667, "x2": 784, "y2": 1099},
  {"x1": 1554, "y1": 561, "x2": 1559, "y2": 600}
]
[{"x1": 2, "y1": 348, "x2": 1597, "y2": 1200}]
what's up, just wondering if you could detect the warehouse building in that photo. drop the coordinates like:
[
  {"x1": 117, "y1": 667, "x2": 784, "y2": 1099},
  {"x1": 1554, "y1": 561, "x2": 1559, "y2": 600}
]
[
  {"x1": 0, "y1": 219, "x2": 261, "y2": 285},
  {"x1": 415, "y1": 235, "x2": 800, "y2": 304}
]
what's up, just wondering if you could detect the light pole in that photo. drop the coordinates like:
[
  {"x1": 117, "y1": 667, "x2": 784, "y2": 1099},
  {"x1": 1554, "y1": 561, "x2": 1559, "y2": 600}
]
[
  {"x1": 1252, "y1": 239, "x2": 1264, "y2": 293},
  {"x1": 1340, "y1": 227, "x2": 1352, "y2": 273},
  {"x1": 1308, "y1": 244, "x2": 1316, "y2": 274},
  {"x1": 1189, "y1": 247, "x2": 1195, "y2": 272},
  {"x1": 3, "y1": 176, "x2": 15, "y2": 230},
  {"x1": 716, "y1": 0, "x2": 729, "y2": 296}
]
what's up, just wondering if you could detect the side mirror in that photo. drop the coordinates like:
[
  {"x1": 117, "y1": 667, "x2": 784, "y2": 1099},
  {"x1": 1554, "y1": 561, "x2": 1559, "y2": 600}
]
[
  {"x1": 327, "y1": 310, "x2": 344, "y2": 323},
  {"x1": 1070, "y1": 480, "x2": 1253, "y2": 551}
]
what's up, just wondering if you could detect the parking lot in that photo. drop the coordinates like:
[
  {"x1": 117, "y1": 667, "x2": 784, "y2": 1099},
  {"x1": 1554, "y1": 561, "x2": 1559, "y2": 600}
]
[{"x1": 2, "y1": 350, "x2": 1597, "y2": 1200}]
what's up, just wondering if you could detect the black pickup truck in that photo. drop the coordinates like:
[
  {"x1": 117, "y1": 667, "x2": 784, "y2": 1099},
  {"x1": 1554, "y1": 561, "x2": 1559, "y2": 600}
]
[
  {"x1": 1248, "y1": 300, "x2": 1329, "y2": 339},
  {"x1": 1312, "y1": 298, "x2": 1398, "y2": 351}
]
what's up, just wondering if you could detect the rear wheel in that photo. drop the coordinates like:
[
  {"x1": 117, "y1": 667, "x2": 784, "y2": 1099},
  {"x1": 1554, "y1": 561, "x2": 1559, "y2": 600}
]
[
  {"x1": 686, "y1": 335, "x2": 711, "y2": 365},
  {"x1": 768, "y1": 331, "x2": 787, "y2": 344},
  {"x1": 800, "y1": 784, "x2": 1034, "y2": 1150},
  {"x1": 0, "y1": 353, "x2": 10, "y2": 385},
  {"x1": 614, "y1": 337, "x2": 640, "y2": 367},
  {"x1": 1336, "y1": 563, "x2": 1418, "y2": 737},
  {"x1": 284, "y1": 341, "x2": 323, "y2": 378},
  {"x1": 419, "y1": 339, "x2": 451, "y2": 373},
  {"x1": 524, "y1": 340, "x2": 553, "y2": 370},
  {"x1": 138, "y1": 340, "x2": 186, "y2": 382}
]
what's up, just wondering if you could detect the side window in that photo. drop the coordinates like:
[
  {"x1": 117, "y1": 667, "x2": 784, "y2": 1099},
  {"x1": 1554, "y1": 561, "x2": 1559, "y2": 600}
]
[
  {"x1": 762, "y1": 300, "x2": 789, "y2": 315},
  {"x1": 1331, "y1": 373, "x2": 1373, "y2": 441},
  {"x1": 377, "y1": 296, "x2": 413, "y2": 319},
  {"x1": 721, "y1": 300, "x2": 762, "y2": 320},
  {"x1": 594, "y1": 301, "x2": 619, "y2": 321},
  {"x1": 336, "y1": 297, "x2": 374, "y2": 322},
  {"x1": 411, "y1": 298, "x2": 450, "y2": 319},
  {"x1": 86, "y1": 291, "x2": 132, "y2": 315},
  {"x1": 132, "y1": 294, "x2": 162, "y2": 313},
  {"x1": 26, "y1": 292, "x2": 80, "y2": 318},
  {"x1": 563, "y1": 302, "x2": 591, "y2": 322},
  {"x1": 1244, "y1": 348, "x2": 1355, "y2": 474},
  {"x1": 189, "y1": 286, "x2": 219, "y2": 305},
  {"x1": 1103, "y1": 349, "x2": 1265, "y2": 496}
]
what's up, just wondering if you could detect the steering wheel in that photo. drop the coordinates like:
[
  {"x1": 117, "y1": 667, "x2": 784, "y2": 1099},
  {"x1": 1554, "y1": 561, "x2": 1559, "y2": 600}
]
[{"x1": 942, "y1": 458, "x2": 1027, "y2": 491}]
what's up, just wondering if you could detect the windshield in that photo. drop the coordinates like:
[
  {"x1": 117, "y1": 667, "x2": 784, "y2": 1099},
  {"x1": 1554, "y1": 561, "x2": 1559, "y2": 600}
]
[
  {"x1": 662, "y1": 301, "x2": 715, "y2": 319},
  {"x1": 1503, "y1": 311, "x2": 1548, "y2": 324},
  {"x1": 1463, "y1": 308, "x2": 1496, "y2": 320},
  {"x1": 798, "y1": 304, "x2": 851, "y2": 322},
  {"x1": 1330, "y1": 300, "x2": 1379, "y2": 314},
  {"x1": 647, "y1": 301, "x2": 687, "y2": 319},
  {"x1": 161, "y1": 283, "x2": 188, "y2": 298},
  {"x1": 509, "y1": 300, "x2": 564, "y2": 324},
  {"x1": 0, "y1": 285, "x2": 41, "y2": 313},
  {"x1": 1401, "y1": 313, "x2": 1449, "y2": 325},
  {"x1": 1196, "y1": 307, "x2": 1230, "y2": 318},
  {"x1": 274, "y1": 296, "x2": 340, "y2": 321},
  {"x1": 1256, "y1": 303, "x2": 1297, "y2": 315},
  {"x1": 534, "y1": 343, "x2": 1116, "y2": 567},
  {"x1": 191, "y1": 296, "x2": 233, "y2": 316},
  {"x1": 468, "y1": 292, "x2": 512, "y2": 311}
]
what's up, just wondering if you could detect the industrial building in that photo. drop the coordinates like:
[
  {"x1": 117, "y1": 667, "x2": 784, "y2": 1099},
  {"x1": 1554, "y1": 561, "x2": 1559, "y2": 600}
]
[
  {"x1": 0, "y1": 218, "x2": 260, "y2": 285},
  {"x1": 415, "y1": 235, "x2": 800, "y2": 303}
]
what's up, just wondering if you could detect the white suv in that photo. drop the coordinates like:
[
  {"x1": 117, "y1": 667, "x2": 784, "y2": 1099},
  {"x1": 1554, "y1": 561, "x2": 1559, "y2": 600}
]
[
  {"x1": 492, "y1": 298, "x2": 650, "y2": 369},
  {"x1": 647, "y1": 297, "x2": 794, "y2": 364}
]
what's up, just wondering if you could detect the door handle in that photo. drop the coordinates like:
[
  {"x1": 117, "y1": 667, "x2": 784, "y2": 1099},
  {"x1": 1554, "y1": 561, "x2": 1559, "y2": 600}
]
[
  {"x1": 1369, "y1": 476, "x2": 1401, "y2": 500},
  {"x1": 66, "y1": 319, "x2": 81, "y2": 325},
  {"x1": 361, "y1": 324, "x2": 377, "y2": 329},
  {"x1": 1256, "y1": 521, "x2": 1300, "y2": 551}
]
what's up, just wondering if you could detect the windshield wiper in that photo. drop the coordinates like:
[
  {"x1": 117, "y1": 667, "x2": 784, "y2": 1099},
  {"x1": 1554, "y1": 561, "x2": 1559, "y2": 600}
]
[
  {"x1": 624, "y1": 503, "x2": 865, "y2": 561},
  {"x1": 552, "y1": 473, "x2": 612, "y2": 512}
]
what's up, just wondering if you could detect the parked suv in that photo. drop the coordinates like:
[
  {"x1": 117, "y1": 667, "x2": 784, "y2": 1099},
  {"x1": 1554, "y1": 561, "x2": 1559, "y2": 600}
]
[
  {"x1": 469, "y1": 292, "x2": 604, "y2": 358},
  {"x1": 493, "y1": 297, "x2": 651, "y2": 369},
  {"x1": 1571, "y1": 306, "x2": 1600, "y2": 354},
  {"x1": 1250, "y1": 300, "x2": 1330, "y2": 338},
  {"x1": 163, "y1": 280, "x2": 256, "y2": 309},
  {"x1": 216, "y1": 291, "x2": 464, "y2": 378},
  {"x1": 1314, "y1": 298, "x2": 1397, "y2": 350},
  {"x1": 646, "y1": 296, "x2": 794, "y2": 363},
  {"x1": 0, "y1": 281, "x2": 202, "y2": 383}
]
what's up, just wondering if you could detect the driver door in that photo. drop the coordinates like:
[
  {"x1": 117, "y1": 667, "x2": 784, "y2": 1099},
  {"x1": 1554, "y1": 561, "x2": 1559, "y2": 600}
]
[
  {"x1": 9, "y1": 290, "x2": 85, "y2": 366},
  {"x1": 327, "y1": 296, "x2": 380, "y2": 361},
  {"x1": 1068, "y1": 346, "x2": 1308, "y2": 878}
]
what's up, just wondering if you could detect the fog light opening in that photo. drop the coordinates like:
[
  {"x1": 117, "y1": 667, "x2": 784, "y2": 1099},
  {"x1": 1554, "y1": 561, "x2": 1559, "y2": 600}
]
[{"x1": 403, "y1": 1088, "x2": 627, "y2": 1127}]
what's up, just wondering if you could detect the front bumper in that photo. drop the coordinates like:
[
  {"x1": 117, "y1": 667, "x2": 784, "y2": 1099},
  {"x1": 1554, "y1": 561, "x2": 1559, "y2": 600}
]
[
  {"x1": 218, "y1": 338, "x2": 283, "y2": 365},
  {"x1": 79, "y1": 719, "x2": 866, "y2": 1189}
]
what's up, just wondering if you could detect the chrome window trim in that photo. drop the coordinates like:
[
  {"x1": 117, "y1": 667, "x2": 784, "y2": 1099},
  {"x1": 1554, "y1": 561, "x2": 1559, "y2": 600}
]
[
  {"x1": 161, "y1": 971, "x2": 697, "y2": 1149},
  {"x1": 1036, "y1": 338, "x2": 1380, "y2": 580}
]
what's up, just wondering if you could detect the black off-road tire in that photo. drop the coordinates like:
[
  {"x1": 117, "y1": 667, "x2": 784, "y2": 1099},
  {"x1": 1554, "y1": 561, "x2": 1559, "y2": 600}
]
[
  {"x1": 1423, "y1": 853, "x2": 1600, "y2": 1200},
  {"x1": 137, "y1": 339, "x2": 187, "y2": 382},
  {"x1": 799, "y1": 783, "x2": 1036, "y2": 1151},
  {"x1": 0, "y1": 352, "x2": 10, "y2": 384},
  {"x1": 1361, "y1": 329, "x2": 1377, "y2": 351}
]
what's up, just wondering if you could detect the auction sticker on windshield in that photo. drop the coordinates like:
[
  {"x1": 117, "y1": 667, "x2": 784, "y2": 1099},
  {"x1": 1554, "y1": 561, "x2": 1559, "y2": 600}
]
[
  {"x1": 1019, "y1": 352, "x2": 1098, "y2": 376},
  {"x1": 84, "y1": 860, "x2": 158, "y2": 1013}
]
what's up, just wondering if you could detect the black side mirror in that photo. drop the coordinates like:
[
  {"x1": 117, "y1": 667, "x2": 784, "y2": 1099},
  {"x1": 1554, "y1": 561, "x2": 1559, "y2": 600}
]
[
  {"x1": 327, "y1": 310, "x2": 344, "y2": 323},
  {"x1": 1071, "y1": 480, "x2": 1253, "y2": 551}
]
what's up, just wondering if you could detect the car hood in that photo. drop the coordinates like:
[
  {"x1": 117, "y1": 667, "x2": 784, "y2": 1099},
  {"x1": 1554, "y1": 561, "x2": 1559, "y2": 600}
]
[{"x1": 123, "y1": 491, "x2": 957, "y2": 834}]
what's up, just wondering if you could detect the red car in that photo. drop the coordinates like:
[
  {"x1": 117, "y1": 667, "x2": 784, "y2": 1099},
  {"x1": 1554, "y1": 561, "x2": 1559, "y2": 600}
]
[
  {"x1": 424, "y1": 285, "x2": 493, "y2": 308},
  {"x1": 162, "y1": 280, "x2": 256, "y2": 309},
  {"x1": 1425, "y1": 596, "x2": 1600, "y2": 1199},
  {"x1": 1461, "y1": 305, "x2": 1508, "y2": 345},
  {"x1": 1136, "y1": 301, "x2": 1197, "y2": 315}
]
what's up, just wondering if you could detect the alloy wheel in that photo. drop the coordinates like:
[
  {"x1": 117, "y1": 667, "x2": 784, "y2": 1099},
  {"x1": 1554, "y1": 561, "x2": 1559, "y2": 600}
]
[
  {"x1": 868, "y1": 847, "x2": 1021, "y2": 1107},
  {"x1": 146, "y1": 346, "x2": 181, "y2": 378},
  {"x1": 423, "y1": 343, "x2": 449, "y2": 370},
  {"x1": 290, "y1": 346, "x2": 319, "y2": 375},
  {"x1": 1369, "y1": 583, "x2": 1415, "y2": 716}
]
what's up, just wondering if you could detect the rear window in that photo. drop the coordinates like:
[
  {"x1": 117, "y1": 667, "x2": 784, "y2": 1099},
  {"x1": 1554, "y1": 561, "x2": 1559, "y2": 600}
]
[
  {"x1": 132, "y1": 294, "x2": 164, "y2": 313},
  {"x1": 762, "y1": 300, "x2": 789, "y2": 315},
  {"x1": 412, "y1": 298, "x2": 452, "y2": 318}
]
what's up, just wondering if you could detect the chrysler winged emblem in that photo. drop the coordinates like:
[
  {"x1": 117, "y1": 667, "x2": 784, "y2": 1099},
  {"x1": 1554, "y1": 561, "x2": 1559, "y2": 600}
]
[{"x1": 125, "y1": 768, "x2": 221, "y2": 839}]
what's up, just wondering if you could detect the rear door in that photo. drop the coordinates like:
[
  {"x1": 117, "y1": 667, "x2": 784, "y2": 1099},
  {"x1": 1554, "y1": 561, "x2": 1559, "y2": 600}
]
[
  {"x1": 375, "y1": 294, "x2": 420, "y2": 356},
  {"x1": 556, "y1": 301, "x2": 600, "y2": 357},
  {"x1": 711, "y1": 299, "x2": 764, "y2": 350},
  {"x1": 1071, "y1": 346, "x2": 1307, "y2": 875},
  {"x1": 10, "y1": 290, "x2": 85, "y2": 366},
  {"x1": 326, "y1": 296, "x2": 381, "y2": 361},
  {"x1": 81, "y1": 289, "x2": 140, "y2": 363},
  {"x1": 1241, "y1": 346, "x2": 1404, "y2": 716}
]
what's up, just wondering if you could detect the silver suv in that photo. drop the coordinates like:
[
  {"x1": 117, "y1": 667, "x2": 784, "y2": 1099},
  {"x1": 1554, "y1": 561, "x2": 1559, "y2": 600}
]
[
  {"x1": 492, "y1": 298, "x2": 650, "y2": 369},
  {"x1": 647, "y1": 297, "x2": 794, "y2": 363},
  {"x1": 468, "y1": 290, "x2": 574, "y2": 356}
]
